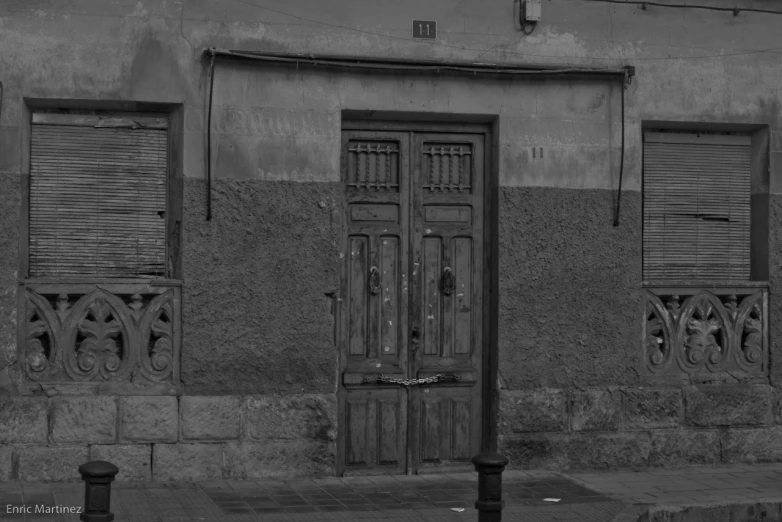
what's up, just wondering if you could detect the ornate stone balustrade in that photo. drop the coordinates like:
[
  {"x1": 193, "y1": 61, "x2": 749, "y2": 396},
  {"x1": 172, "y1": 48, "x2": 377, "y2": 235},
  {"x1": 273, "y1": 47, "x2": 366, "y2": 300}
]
[
  {"x1": 20, "y1": 282, "x2": 181, "y2": 385},
  {"x1": 642, "y1": 284, "x2": 768, "y2": 380}
]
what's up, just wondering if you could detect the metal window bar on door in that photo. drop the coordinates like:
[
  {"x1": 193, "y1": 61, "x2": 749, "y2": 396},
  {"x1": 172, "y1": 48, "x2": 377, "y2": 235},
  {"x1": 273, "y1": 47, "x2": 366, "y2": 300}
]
[
  {"x1": 423, "y1": 145, "x2": 472, "y2": 192},
  {"x1": 348, "y1": 143, "x2": 399, "y2": 191}
]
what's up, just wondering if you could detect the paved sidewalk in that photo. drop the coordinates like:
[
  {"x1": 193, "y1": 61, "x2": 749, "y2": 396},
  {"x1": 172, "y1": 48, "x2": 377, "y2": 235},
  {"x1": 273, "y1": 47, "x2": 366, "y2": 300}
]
[{"x1": 0, "y1": 464, "x2": 780, "y2": 521}]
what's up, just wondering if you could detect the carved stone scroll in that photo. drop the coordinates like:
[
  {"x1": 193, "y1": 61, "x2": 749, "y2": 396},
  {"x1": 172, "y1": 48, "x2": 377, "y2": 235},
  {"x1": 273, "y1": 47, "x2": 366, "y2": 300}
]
[
  {"x1": 21, "y1": 285, "x2": 180, "y2": 385},
  {"x1": 642, "y1": 287, "x2": 767, "y2": 378},
  {"x1": 138, "y1": 291, "x2": 175, "y2": 382},
  {"x1": 642, "y1": 292, "x2": 675, "y2": 375},
  {"x1": 24, "y1": 291, "x2": 61, "y2": 382}
]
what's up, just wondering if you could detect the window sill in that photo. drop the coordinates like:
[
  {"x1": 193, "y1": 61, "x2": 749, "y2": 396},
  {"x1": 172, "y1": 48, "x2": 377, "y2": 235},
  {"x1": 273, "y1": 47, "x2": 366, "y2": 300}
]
[
  {"x1": 21, "y1": 277, "x2": 182, "y2": 286},
  {"x1": 642, "y1": 280, "x2": 768, "y2": 289}
]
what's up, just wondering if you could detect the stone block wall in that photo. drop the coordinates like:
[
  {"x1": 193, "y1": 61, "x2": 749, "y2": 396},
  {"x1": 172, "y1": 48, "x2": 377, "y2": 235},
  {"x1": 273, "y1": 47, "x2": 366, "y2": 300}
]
[
  {"x1": 0, "y1": 394, "x2": 336, "y2": 482},
  {"x1": 499, "y1": 385, "x2": 782, "y2": 470}
]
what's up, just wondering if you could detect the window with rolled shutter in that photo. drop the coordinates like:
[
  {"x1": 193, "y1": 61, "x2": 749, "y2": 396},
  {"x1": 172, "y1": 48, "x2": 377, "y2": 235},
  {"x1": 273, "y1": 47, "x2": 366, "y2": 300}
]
[
  {"x1": 642, "y1": 131, "x2": 751, "y2": 281},
  {"x1": 29, "y1": 112, "x2": 169, "y2": 278}
]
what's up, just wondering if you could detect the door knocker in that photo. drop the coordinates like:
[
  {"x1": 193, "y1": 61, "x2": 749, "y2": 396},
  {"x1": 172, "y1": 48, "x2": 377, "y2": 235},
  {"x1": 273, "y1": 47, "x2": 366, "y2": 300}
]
[
  {"x1": 442, "y1": 267, "x2": 455, "y2": 296},
  {"x1": 368, "y1": 266, "x2": 381, "y2": 295}
]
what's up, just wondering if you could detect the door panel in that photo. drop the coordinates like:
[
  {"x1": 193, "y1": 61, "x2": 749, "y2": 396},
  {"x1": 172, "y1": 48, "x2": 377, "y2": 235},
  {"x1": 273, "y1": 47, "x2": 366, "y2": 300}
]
[
  {"x1": 339, "y1": 128, "x2": 484, "y2": 476},
  {"x1": 410, "y1": 133, "x2": 484, "y2": 474},
  {"x1": 417, "y1": 388, "x2": 475, "y2": 465},
  {"x1": 344, "y1": 388, "x2": 407, "y2": 473},
  {"x1": 340, "y1": 131, "x2": 410, "y2": 475}
]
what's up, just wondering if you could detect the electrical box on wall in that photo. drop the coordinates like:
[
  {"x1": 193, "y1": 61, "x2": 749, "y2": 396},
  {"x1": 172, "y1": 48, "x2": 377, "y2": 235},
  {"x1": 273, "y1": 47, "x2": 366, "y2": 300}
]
[{"x1": 524, "y1": 0, "x2": 541, "y2": 21}]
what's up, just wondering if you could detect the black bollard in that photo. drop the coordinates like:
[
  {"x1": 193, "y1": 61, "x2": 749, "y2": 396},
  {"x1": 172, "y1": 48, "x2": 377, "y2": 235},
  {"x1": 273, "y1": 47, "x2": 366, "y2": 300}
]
[
  {"x1": 78, "y1": 460, "x2": 119, "y2": 522},
  {"x1": 472, "y1": 452, "x2": 509, "y2": 522}
]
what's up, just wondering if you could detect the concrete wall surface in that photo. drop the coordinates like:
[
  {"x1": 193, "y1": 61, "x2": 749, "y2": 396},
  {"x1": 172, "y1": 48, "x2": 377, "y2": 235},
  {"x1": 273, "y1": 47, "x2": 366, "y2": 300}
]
[{"x1": 1, "y1": 0, "x2": 782, "y2": 479}]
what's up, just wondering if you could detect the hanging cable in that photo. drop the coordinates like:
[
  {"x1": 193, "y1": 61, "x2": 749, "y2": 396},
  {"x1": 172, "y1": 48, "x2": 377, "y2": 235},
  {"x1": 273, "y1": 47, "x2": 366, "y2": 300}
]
[
  {"x1": 586, "y1": 0, "x2": 782, "y2": 15},
  {"x1": 206, "y1": 52, "x2": 215, "y2": 221},
  {"x1": 207, "y1": 48, "x2": 630, "y2": 77},
  {"x1": 204, "y1": 50, "x2": 634, "y2": 226},
  {"x1": 227, "y1": 0, "x2": 782, "y2": 62},
  {"x1": 613, "y1": 69, "x2": 628, "y2": 227}
]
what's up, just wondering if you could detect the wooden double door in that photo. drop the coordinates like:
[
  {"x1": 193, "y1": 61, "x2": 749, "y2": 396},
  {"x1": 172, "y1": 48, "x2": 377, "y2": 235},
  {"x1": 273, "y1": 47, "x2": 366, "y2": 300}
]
[{"x1": 337, "y1": 123, "x2": 486, "y2": 475}]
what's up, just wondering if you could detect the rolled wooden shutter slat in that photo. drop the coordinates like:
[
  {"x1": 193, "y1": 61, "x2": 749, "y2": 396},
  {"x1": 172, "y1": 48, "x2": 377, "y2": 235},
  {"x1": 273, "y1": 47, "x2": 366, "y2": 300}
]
[
  {"x1": 29, "y1": 121, "x2": 168, "y2": 278},
  {"x1": 643, "y1": 132, "x2": 751, "y2": 281}
]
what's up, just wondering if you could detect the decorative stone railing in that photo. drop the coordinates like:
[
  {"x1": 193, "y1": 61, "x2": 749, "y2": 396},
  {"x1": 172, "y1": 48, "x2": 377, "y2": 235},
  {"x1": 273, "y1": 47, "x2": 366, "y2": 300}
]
[
  {"x1": 20, "y1": 282, "x2": 180, "y2": 385},
  {"x1": 642, "y1": 283, "x2": 768, "y2": 380}
]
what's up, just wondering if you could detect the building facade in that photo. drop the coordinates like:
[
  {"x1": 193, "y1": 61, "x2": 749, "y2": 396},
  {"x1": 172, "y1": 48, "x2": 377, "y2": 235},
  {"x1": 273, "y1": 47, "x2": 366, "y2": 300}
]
[{"x1": 0, "y1": 0, "x2": 781, "y2": 482}]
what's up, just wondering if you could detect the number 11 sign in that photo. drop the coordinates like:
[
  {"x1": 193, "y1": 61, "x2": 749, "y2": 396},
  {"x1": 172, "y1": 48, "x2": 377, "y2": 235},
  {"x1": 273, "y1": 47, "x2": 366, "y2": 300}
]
[{"x1": 412, "y1": 20, "x2": 437, "y2": 39}]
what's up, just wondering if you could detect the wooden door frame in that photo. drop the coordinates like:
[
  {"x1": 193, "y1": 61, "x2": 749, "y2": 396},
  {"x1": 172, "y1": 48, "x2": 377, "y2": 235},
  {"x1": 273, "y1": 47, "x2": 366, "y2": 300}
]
[{"x1": 337, "y1": 113, "x2": 500, "y2": 476}]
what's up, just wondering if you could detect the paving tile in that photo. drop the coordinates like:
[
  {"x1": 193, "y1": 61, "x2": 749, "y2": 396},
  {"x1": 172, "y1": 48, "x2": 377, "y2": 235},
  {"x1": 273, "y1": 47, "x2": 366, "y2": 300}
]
[
  {"x1": 700, "y1": 487, "x2": 766, "y2": 496},
  {"x1": 253, "y1": 507, "x2": 285, "y2": 514},
  {"x1": 365, "y1": 497, "x2": 402, "y2": 504},
  {"x1": 653, "y1": 484, "x2": 716, "y2": 493},
  {"x1": 275, "y1": 498, "x2": 309, "y2": 506},
  {"x1": 316, "y1": 505, "x2": 353, "y2": 512},
  {"x1": 744, "y1": 489, "x2": 782, "y2": 497},
  {"x1": 344, "y1": 505, "x2": 378, "y2": 512},
  {"x1": 446, "y1": 472, "x2": 477, "y2": 481},
  {"x1": 421, "y1": 492, "x2": 459, "y2": 501},
  {"x1": 284, "y1": 506, "x2": 318, "y2": 513},
  {"x1": 214, "y1": 500, "x2": 247, "y2": 508},
  {"x1": 0, "y1": 466, "x2": 780, "y2": 521},
  {"x1": 433, "y1": 500, "x2": 470, "y2": 508},
  {"x1": 240, "y1": 494, "x2": 275, "y2": 500},
  {"x1": 694, "y1": 478, "x2": 739, "y2": 486},
  {"x1": 307, "y1": 499, "x2": 341, "y2": 506},
  {"x1": 329, "y1": 493, "x2": 365, "y2": 500},
  {"x1": 626, "y1": 493, "x2": 663, "y2": 503},
  {"x1": 392, "y1": 493, "x2": 427, "y2": 501},
  {"x1": 366, "y1": 475, "x2": 401, "y2": 483},
  {"x1": 337, "y1": 498, "x2": 372, "y2": 505},
  {"x1": 341, "y1": 477, "x2": 373, "y2": 485},
  {"x1": 408, "y1": 502, "x2": 439, "y2": 509},
  {"x1": 392, "y1": 476, "x2": 430, "y2": 484},
  {"x1": 298, "y1": 492, "x2": 334, "y2": 499},
  {"x1": 255, "y1": 480, "x2": 288, "y2": 488},
  {"x1": 198, "y1": 480, "x2": 231, "y2": 489},
  {"x1": 245, "y1": 500, "x2": 279, "y2": 508},
  {"x1": 648, "y1": 495, "x2": 701, "y2": 504},
  {"x1": 558, "y1": 496, "x2": 613, "y2": 505}
]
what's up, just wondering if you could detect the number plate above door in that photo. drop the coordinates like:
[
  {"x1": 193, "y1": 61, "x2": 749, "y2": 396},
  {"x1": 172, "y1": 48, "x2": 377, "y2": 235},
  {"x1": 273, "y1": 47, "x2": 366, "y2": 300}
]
[{"x1": 412, "y1": 20, "x2": 437, "y2": 39}]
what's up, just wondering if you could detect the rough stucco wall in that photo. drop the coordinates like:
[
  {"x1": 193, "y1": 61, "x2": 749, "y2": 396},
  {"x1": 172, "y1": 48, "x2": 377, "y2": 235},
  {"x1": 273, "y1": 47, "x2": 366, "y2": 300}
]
[
  {"x1": 181, "y1": 179, "x2": 341, "y2": 394},
  {"x1": 0, "y1": 173, "x2": 19, "y2": 392},
  {"x1": 499, "y1": 187, "x2": 642, "y2": 389},
  {"x1": 769, "y1": 195, "x2": 782, "y2": 387},
  {"x1": 0, "y1": 0, "x2": 781, "y2": 398}
]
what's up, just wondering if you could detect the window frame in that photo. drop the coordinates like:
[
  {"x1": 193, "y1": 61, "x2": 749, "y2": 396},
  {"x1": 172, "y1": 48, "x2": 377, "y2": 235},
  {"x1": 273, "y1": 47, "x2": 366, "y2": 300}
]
[
  {"x1": 20, "y1": 100, "x2": 184, "y2": 285},
  {"x1": 17, "y1": 100, "x2": 184, "y2": 393},
  {"x1": 640, "y1": 122, "x2": 769, "y2": 286}
]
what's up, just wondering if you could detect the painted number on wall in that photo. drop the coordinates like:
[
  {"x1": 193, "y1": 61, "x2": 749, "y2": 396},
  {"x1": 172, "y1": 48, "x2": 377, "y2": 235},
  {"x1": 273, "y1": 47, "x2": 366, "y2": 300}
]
[{"x1": 412, "y1": 20, "x2": 437, "y2": 39}]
